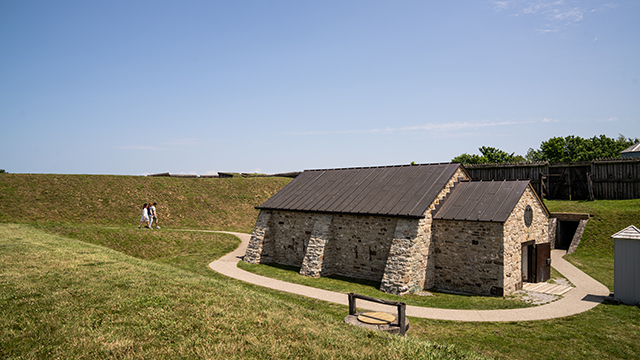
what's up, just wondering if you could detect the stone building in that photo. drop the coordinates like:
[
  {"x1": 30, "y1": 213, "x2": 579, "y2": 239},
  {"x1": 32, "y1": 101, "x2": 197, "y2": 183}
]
[{"x1": 243, "y1": 163, "x2": 550, "y2": 296}]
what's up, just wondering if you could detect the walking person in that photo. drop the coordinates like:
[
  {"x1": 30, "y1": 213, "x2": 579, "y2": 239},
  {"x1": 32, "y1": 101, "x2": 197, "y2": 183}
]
[
  {"x1": 138, "y1": 203, "x2": 150, "y2": 229},
  {"x1": 150, "y1": 202, "x2": 160, "y2": 229}
]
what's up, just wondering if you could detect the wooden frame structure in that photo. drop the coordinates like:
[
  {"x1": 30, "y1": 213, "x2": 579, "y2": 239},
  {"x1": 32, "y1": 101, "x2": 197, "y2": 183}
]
[{"x1": 347, "y1": 293, "x2": 407, "y2": 336}]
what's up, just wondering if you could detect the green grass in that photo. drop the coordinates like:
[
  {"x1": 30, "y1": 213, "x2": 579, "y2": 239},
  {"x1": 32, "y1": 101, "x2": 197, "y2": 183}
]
[
  {"x1": 2, "y1": 175, "x2": 640, "y2": 359},
  {"x1": 237, "y1": 262, "x2": 533, "y2": 310},
  {"x1": 545, "y1": 198, "x2": 640, "y2": 291},
  {"x1": 3, "y1": 223, "x2": 640, "y2": 360},
  {"x1": 409, "y1": 303, "x2": 640, "y2": 360},
  {"x1": 30, "y1": 222, "x2": 241, "y2": 277},
  {"x1": 0, "y1": 223, "x2": 485, "y2": 360},
  {"x1": 0, "y1": 174, "x2": 290, "y2": 233}
]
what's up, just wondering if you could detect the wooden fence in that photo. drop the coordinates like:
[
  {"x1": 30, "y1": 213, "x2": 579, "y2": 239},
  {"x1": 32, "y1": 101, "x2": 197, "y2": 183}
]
[{"x1": 465, "y1": 158, "x2": 640, "y2": 200}]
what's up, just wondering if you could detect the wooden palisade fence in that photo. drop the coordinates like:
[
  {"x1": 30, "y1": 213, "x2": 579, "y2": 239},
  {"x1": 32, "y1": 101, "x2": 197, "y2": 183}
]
[{"x1": 464, "y1": 157, "x2": 640, "y2": 200}]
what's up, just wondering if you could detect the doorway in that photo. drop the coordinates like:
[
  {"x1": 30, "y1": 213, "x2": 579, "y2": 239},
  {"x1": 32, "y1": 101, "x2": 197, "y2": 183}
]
[
  {"x1": 521, "y1": 241, "x2": 551, "y2": 284},
  {"x1": 521, "y1": 241, "x2": 536, "y2": 283}
]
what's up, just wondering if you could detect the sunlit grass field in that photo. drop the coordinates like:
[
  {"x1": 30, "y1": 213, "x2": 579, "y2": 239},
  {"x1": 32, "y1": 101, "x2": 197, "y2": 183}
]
[
  {"x1": 1, "y1": 174, "x2": 639, "y2": 359},
  {"x1": 2, "y1": 224, "x2": 484, "y2": 359}
]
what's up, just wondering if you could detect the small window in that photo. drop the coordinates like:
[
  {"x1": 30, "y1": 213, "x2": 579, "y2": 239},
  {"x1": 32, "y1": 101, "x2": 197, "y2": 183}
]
[{"x1": 524, "y1": 205, "x2": 533, "y2": 227}]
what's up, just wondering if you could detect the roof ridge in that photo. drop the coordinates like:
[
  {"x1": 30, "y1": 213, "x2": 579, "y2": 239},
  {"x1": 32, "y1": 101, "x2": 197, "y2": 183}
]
[
  {"x1": 305, "y1": 162, "x2": 456, "y2": 172},
  {"x1": 611, "y1": 225, "x2": 640, "y2": 239}
]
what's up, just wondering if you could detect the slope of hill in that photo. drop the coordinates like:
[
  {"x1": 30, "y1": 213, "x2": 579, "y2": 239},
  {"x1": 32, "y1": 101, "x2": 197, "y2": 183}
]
[{"x1": 0, "y1": 174, "x2": 291, "y2": 233}]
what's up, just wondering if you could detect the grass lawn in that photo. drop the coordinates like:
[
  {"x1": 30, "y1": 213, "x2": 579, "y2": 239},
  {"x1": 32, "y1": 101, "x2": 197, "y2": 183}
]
[
  {"x1": 545, "y1": 198, "x2": 640, "y2": 291},
  {"x1": 2, "y1": 175, "x2": 640, "y2": 359},
  {"x1": 17, "y1": 221, "x2": 640, "y2": 360},
  {"x1": 237, "y1": 262, "x2": 534, "y2": 310},
  {"x1": 0, "y1": 223, "x2": 485, "y2": 360},
  {"x1": 0, "y1": 174, "x2": 290, "y2": 233}
]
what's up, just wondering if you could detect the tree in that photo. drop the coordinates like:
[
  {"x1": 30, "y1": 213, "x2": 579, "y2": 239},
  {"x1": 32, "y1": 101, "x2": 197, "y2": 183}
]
[
  {"x1": 451, "y1": 153, "x2": 485, "y2": 165},
  {"x1": 451, "y1": 146, "x2": 523, "y2": 165},
  {"x1": 451, "y1": 134, "x2": 638, "y2": 165},
  {"x1": 537, "y1": 134, "x2": 638, "y2": 162},
  {"x1": 525, "y1": 148, "x2": 543, "y2": 162}
]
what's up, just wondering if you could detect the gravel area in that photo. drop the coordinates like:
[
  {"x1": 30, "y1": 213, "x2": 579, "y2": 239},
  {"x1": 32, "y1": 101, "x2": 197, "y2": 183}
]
[{"x1": 512, "y1": 290, "x2": 560, "y2": 305}]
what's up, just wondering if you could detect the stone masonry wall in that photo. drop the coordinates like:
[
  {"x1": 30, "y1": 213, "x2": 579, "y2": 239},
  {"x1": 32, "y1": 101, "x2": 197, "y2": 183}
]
[
  {"x1": 323, "y1": 214, "x2": 398, "y2": 281},
  {"x1": 268, "y1": 211, "x2": 316, "y2": 267},
  {"x1": 423, "y1": 167, "x2": 471, "y2": 289},
  {"x1": 502, "y1": 187, "x2": 549, "y2": 294},
  {"x1": 548, "y1": 217, "x2": 557, "y2": 249},
  {"x1": 245, "y1": 209, "x2": 400, "y2": 282},
  {"x1": 431, "y1": 220, "x2": 504, "y2": 295},
  {"x1": 299, "y1": 214, "x2": 333, "y2": 277},
  {"x1": 244, "y1": 210, "x2": 273, "y2": 264},
  {"x1": 379, "y1": 167, "x2": 470, "y2": 295},
  {"x1": 431, "y1": 187, "x2": 549, "y2": 296},
  {"x1": 379, "y1": 218, "x2": 424, "y2": 294}
]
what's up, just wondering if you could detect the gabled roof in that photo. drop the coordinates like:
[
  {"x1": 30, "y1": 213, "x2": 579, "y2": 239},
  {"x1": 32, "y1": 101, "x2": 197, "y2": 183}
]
[
  {"x1": 257, "y1": 163, "x2": 465, "y2": 218},
  {"x1": 433, "y1": 180, "x2": 542, "y2": 223},
  {"x1": 611, "y1": 225, "x2": 640, "y2": 240},
  {"x1": 621, "y1": 142, "x2": 640, "y2": 153}
]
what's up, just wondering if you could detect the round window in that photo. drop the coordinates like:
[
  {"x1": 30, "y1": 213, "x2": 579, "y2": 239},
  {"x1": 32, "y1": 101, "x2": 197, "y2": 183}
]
[{"x1": 524, "y1": 205, "x2": 533, "y2": 227}]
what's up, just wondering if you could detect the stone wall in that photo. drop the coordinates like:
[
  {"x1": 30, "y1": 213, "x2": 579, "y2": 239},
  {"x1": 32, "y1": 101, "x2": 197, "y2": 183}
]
[
  {"x1": 379, "y1": 217, "x2": 425, "y2": 294},
  {"x1": 299, "y1": 214, "x2": 334, "y2": 277},
  {"x1": 244, "y1": 210, "x2": 273, "y2": 264},
  {"x1": 268, "y1": 211, "x2": 316, "y2": 267},
  {"x1": 548, "y1": 217, "x2": 557, "y2": 249},
  {"x1": 245, "y1": 209, "x2": 401, "y2": 282},
  {"x1": 323, "y1": 214, "x2": 398, "y2": 281},
  {"x1": 431, "y1": 186, "x2": 549, "y2": 296},
  {"x1": 431, "y1": 220, "x2": 504, "y2": 295},
  {"x1": 502, "y1": 187, "x2": 549, "y2": 294},
  {"x1": 379, "y1": 167, "x2": 470, "y2": 295}
]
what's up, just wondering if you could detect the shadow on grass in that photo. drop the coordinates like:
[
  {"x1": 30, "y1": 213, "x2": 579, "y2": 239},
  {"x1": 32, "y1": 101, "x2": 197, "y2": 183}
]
[
  {"x1": 261, "y1": 262, "x2": 383, "y2": 289},
  {"x1": 239, "y1": 261, "x2": 533, "y2": 310}
]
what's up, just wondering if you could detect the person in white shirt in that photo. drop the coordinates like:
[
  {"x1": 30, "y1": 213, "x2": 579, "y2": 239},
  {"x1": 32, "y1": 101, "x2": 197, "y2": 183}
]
[
  {"x1": 149, "y1": 202, "x2": 160, "y2": 229},
  {"x1": 138, "y1": 204, "x2": 150, "y2": 229}
]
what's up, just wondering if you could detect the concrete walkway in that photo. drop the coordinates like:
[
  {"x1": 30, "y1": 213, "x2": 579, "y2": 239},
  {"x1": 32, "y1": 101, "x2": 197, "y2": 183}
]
[{"x1": 208, "y1": 231, "x2": 610, "y2": 322}]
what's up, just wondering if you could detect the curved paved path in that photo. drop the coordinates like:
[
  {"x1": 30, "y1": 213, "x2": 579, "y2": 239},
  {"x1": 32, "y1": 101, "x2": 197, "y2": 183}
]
[{"x1": 209, "y1": 231, "x2": 610, "y2": 322}]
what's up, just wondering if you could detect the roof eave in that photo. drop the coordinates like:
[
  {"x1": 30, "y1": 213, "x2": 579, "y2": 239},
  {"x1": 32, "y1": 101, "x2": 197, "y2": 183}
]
[{"x1": 255, "y1": 206, "x2": 426, "y2": 219}]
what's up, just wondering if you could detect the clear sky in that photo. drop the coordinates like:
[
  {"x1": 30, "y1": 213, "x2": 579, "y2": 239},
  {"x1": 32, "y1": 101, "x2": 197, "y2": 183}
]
[{"x1": 1, "y1": 1, "x2": 638, "y2": 175}]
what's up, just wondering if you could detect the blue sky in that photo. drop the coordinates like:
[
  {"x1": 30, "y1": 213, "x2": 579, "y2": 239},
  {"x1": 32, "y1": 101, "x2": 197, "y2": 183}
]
[{"x1": 1, "y1": 0, "x2": 638, "y2": 175}]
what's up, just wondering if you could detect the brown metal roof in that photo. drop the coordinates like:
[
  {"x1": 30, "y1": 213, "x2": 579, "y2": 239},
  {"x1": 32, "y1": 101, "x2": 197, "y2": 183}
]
[
  {"x1": 257, "y1": 163, "x2": 464, "y2": 218},
  {"x1": 433, "y1": 180, "x2": 531, "y2": 222}
]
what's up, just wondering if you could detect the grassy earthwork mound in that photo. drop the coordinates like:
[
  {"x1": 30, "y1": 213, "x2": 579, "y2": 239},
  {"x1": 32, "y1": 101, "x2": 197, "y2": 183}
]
[{"x1": 1, "y1": 173, "x2": 639, "y2": 359}]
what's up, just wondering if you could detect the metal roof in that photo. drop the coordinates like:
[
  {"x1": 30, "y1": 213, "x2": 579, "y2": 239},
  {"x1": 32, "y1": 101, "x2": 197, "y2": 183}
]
[
  {"x1": 433, "y1": 180, "x2": 532, "y2": 223},
  {"x1": 621, "y1": 142, "x2": 640, "y2": 153},
  {"x1": 611, "y1": 225, "x2": 640, "y2": 240},
  {"x1": 257, "y1": 163, "x2": 464, "y2": 218}
]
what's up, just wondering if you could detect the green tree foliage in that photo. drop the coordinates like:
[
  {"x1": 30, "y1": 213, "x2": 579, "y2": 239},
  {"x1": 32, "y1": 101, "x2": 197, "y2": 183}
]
[
  {"x1": 451, "y1": 146, "x2": 524, "y2": 165},
  {"x1": 0, "y1": 169, "x2": 6, "y2": 174},
  {"x1": 535, "y1": 134, "x2": 638, "y2": 162},
  {"x1": 453, "y1": 134, "x2": 638, "y2": 165}
]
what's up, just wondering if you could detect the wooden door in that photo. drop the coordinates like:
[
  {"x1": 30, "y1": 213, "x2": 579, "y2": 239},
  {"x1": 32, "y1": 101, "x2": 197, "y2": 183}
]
[{"x1": 535, "y1": 242, "x2": 551, "y2": 282}]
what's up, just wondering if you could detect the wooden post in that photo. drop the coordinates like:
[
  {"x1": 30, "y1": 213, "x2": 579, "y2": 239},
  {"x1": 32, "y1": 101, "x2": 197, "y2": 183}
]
[
  {"x1": 398, "y1": 303, "x2": 406, "y2": 336},
  {"x1": 348, "y1": 293, "x2": 356, "y2": 315},
  {"x1": 545, "y1": 164, "x2": 551, "y2": 199},
  {"x1": 567, "y1": 168, "x2": 572, "y2": 201},
  {"x1": 587, "y1": 172, "x2": 594, "y2": 201}
]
